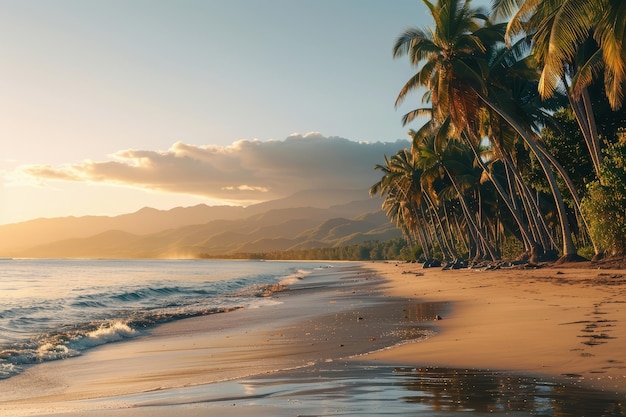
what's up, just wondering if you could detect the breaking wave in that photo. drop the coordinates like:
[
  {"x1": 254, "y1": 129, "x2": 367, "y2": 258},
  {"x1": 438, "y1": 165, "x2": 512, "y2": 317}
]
[{"x1": 0, "y1": 259, "x2": 325, "y2": 380}]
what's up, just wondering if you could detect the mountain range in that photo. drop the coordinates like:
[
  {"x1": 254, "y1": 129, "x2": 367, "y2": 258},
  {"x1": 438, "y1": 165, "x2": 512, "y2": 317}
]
[{"x1": 0, "y1": 189, "x2": 400, "y2": 258}]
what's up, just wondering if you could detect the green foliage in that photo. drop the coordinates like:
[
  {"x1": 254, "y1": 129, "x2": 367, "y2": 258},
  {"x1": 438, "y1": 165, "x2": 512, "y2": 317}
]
[
  {"x1": 577, "y1": 245, "x2": 596, "y2": 260},
  {"x1": 535, "y1": 109, "x2": 596, "y2": 203},
  {"x1": 581, "y1": 140, "x2": 626, "y2": 256},
  {"x1": 197, "y1": 239, "x2": 413, "y2": 261},
  {"x1": 500, "y1": 234, "x2": 524, "y2": 260},
  {"x1": 379, "y1": 0, "x2": 626, "y2": 263}
]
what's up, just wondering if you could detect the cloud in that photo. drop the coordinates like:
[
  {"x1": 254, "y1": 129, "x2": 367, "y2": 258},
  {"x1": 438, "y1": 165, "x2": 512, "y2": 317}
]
[{"x1": 17, "y1": 133, "x2": 409, "y2": 204}]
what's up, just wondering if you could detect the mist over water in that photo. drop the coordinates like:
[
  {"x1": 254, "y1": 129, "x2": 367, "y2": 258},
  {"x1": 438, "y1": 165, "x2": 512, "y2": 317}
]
[{"x1": 0, "y1": 259, "x2": 326, "y2": 379}]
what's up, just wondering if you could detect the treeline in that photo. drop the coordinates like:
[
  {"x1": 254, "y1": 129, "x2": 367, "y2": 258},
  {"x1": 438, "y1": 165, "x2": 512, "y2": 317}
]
[
  {"x1": 370, "y1": 0, "x2": 626, "y2": 264},
  {"x1": 197, "y1": 239, "x2": 413, "y2": 261}
]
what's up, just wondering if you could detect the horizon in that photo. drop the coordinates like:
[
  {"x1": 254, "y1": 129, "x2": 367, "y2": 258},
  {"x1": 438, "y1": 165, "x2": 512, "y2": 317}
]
[{"x1": 0, "y1": 1, "x2": 435, "y2": 226}]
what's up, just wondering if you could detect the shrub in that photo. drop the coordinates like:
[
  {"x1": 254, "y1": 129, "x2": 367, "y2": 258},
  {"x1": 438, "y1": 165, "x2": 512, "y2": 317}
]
[{"x1": 582, "y1": 141, "x2": 626, "y2": 256}]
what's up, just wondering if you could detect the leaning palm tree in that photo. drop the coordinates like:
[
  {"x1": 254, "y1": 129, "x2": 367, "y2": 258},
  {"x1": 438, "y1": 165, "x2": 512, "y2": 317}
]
[
  {"x1": 496, "y1": 0, "x2": 626, "y2": 110},
  {"x1": 380, "y1": 151, "x2": 452, "y2": 259},
  {"x1": 413, "y1": 124, "x2": 498, "y2": 260},
  {"x1": 494, "y1": 0, "x2": 626, "y2": 176},
  {"x1": 393, "y1": 0, "x2": 580, "y2": 260},
  {"x1": 371, "y1": 150, "x2": 436, "y2": 259},
  {"x1": 393, "y1": 0, "x2": 576, "y2": 258}
]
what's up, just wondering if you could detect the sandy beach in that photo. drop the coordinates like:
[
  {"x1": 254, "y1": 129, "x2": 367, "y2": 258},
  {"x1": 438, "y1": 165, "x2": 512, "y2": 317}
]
[
  {"x1": 365, "y1": 261, "x2": 626, "y2": 394},
  {"x1": 1, "y1": 261, "x2": 625, "y2": 416}
]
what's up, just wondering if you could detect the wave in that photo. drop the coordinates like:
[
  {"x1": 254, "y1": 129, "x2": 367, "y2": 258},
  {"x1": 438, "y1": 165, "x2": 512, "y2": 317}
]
[
  {"x1": 0, "y1": 321, "x2": 139, "y2": 378},
  {"x1": 71, "y1": 284, "x2": 217, "y2": 308},
  {"x1": 0, "y1": 260, "x2": 323, "y2": 380},
  {"x1": 279, "y1": 269, "x2": 313, "y2": 286},
  {"x1": 0, "y1": 306, "x2": 240, "y2": 380}
]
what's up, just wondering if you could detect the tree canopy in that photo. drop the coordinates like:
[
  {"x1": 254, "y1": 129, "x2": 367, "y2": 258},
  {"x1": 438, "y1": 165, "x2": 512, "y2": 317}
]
[{"x1": 372, "y1": 0, "x2": 626, "y2": 263}]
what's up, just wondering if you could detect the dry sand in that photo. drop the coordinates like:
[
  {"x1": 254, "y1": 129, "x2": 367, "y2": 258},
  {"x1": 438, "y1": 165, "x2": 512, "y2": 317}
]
[
  {"x1": 365, "y1": 261, "x2": 626, "y2": 394},
  {"x1": 1, "y1": 261, "x2": 625, "y2": 416}
]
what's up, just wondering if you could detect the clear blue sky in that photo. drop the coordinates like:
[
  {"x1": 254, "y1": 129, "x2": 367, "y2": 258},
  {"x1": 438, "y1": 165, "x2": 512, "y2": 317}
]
[{"x1": 0, "y1": 0, "x2": 480, "y2": 224}]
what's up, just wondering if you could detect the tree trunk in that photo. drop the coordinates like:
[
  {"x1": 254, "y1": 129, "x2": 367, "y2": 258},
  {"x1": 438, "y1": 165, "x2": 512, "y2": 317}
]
[
  {"x1": 478, "y1": 93, "x2": 578, "y2": 258},
  {"x1": 462, "y1": 132, "x2": 540, "y2": 256},
  {"x1": 443, "y1": 166, "x2": 497, "y2": 261},
  {"x1": 422, "y1": 187, "x2": 458, "y2": 261},
  {"x1": 565, "y1": 76, "x2": 602, "y2": 176},
  {"x1": 538, "y1": 144, "x2": 599, "y2": 257}
]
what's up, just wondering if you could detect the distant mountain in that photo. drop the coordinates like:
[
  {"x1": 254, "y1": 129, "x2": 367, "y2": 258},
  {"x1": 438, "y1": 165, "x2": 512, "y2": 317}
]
[
  {"x1": 0, "y1": 189, "x2": 400, "y2": 258},
  {"x1": 0, "y1": 205, "x2": 244, "y2": 254}
]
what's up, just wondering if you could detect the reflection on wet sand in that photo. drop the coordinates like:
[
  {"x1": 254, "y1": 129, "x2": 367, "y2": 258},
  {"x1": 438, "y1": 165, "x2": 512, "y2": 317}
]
[
  {"x1": 225, "y1": 364, "x2": 625, "y2": 416},
  {"x1": 396, "y1": 367, "x2": 624, "y2": 416}
]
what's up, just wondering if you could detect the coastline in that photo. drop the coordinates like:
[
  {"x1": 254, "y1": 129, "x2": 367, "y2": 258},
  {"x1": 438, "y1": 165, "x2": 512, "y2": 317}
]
[
  {"x1": 0, "y1": 264, "x2": 444, "y2": 415},
  {"x1": 363, "y1": 261, "x2": 626, "y2": 395},
  {"x1": 0, "y1": 261, "x2": 624, "y2": 416}
]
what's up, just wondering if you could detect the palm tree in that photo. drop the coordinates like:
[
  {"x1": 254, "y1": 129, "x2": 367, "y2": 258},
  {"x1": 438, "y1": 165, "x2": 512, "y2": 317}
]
[
  {"x1": 393, "y1": 0, "x2": 489, "y2": 129},
  {"x1": 494, "y1": 0, "x2": 626, "y2": 176},
  {"x1": 498, "y1": 0, "x2": 626, "y2": 110},
  {"x1": 412, "y1": 124, "x2": 498, "y2": 260},
  {"x1": 481, "y1": 34, "x2": 565, "y2": 257},
  {"x1": 371, "y1": 150, "x2": 437, "y2": 259},
  {"x1": 393, "y1": 0, "x2": 581, "y2": 260}
]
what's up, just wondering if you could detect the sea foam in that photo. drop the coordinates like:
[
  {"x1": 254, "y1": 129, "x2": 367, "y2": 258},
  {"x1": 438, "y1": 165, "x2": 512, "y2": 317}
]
[
  {"x1": 72, "y1": 321, "x2": 137, "y2": 350},
  {"x1": 279, "y1": 269, "x2": 312, "y2": 285},
  {"x1": 0, "y1": 259, "x2": 327, "y2": 380}
]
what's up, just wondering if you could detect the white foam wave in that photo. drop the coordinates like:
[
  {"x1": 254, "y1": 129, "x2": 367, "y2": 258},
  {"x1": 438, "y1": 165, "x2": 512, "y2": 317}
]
[
  {"x1": 246, "y1": 298, "x2": 283, "y2": 309},
  {"x1": 37, "y1": 342, "x2": 79, "y2": 361},
  {"x1": 279, "y1": 269, "x2": 312, "y2": 285},
  {"x1": 70, "y1": 321, "x2": 137, "y2": 350},
  {"x1": 31, "y1": 322, "x2": 138, "y2": 364},
  {"x1": 0, "y1": 362, "x2": 18, "y2": 379}
]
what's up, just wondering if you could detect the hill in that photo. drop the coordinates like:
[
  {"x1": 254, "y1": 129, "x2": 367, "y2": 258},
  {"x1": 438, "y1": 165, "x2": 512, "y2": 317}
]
[{"x1": 0, "y1": 189, "x2": 400, "y2": 258}]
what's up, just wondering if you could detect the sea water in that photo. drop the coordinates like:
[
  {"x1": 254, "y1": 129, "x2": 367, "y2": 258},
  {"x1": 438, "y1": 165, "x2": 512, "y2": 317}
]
[
  {"x1": 0, "y1": 258, "x2": 328, "y2": 379},
  {"x1": 2, "y1": 259, "x2": 624, "y2": 415}
]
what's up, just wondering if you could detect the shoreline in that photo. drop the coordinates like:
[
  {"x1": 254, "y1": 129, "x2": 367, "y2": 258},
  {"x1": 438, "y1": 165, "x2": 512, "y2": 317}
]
[
  {"x1": 1, "y1": 261, "x2": 624, "y2": 415},
  {"x1": 0, "y1": 264, "x2": 445, "y2": 415},
  {"x1": 363, "y1": 261, "x2": 626, "y2": 395}
]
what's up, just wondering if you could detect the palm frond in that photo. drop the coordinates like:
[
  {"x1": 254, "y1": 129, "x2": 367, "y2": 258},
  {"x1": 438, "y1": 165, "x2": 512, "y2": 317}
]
[
  {"x1": 570, "y1": 49, "x2": 604, "y2": 99},
  {"x1": 393, "y1": 28, "x2": 432, "y2": 59},
  {"x1": 395, "y1": 72, "x2": 424, "y2": 108},
  {"x1": 401, "y1": 107, "x2": 433, "y2": 127},
  {"x1": 491, "y1": 0, "x2": 525, "y2": 20},
  {"x1": 595, "y1": 0, "x2": 626, "y2": 109}
]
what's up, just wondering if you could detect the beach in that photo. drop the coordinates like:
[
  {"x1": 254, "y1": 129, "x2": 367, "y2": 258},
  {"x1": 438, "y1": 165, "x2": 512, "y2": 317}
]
[
  {"x1": 1, "y1": 261, "x2": 625, "y2": 416},
  {"x1": 366, "y1": 261, "x2": 626, "y2": 394}
]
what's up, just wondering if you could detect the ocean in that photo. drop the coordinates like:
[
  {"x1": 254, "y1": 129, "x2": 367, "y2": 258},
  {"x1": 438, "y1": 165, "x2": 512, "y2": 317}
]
[
  {"x1": 0, "y1": 258, "x2": 328, "y2": 380},
  {"x1": 1, "y1": 259, "x2": 624, "y2": 416}
]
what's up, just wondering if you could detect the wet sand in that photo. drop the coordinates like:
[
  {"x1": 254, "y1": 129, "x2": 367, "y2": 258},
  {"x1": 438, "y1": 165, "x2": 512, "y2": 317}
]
[
  {"x1": 1, "y1": 262, "x2": 625, "y2": 416},
  {"x1": 366, "y1": 262, "x2": 626, "y2": 395},
  {"x1": 0, "y1": 265, "x2": 442, "y2": 416}
]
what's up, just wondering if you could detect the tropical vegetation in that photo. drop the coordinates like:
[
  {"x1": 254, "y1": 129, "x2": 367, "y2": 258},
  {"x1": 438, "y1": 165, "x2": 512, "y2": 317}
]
[
  {"x1": 198, "y1": 238, "x2": 413, "y2": 261},
  {"x1": 371, "y1": 0, "x2": 626, "y2": 264}
]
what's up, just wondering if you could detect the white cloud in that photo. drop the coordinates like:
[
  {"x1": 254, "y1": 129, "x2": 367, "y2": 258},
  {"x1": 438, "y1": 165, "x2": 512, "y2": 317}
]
[{"x1": 16, "y1": 134, "x2": 409, "y2": 203}]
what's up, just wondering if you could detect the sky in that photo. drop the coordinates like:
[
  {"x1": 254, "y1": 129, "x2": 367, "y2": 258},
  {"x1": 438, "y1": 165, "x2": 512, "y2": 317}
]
[{"x1": 0, "y1": 0, "x2": 444, "y2": 225}]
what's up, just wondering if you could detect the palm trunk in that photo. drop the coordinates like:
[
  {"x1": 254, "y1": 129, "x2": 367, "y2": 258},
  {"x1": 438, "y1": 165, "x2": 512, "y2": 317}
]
[
  {"x1": 478, "y1": 93, "x2": 578, "y2": 259},
  {"x1": 453, "y1": 208, "x2": 471, "y2": 257},
  {"x1": 538, "y1": 144, "x2": 599, "y2": 256},
  {"x1": 564, "y1": 76, "x2": 602, "y2": 176},
  {"x1": 418, "y1": 204, "x2": 435, "y2": 259},
  {"x1": 443, "y1": 166, "x2": 497, "y2": 261},
  {"x1": 462, "y1": 131, "x2": 540, "y2": 256},
  {"x1": 422, "y1": 185, "x2": 458, "y2": 261},
  {"x1": 511, "y1": 165, "x2": 557, "y2": 252},
  {"x1": 504, "y1": 153, "x2": 557, "y2": 253}
]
